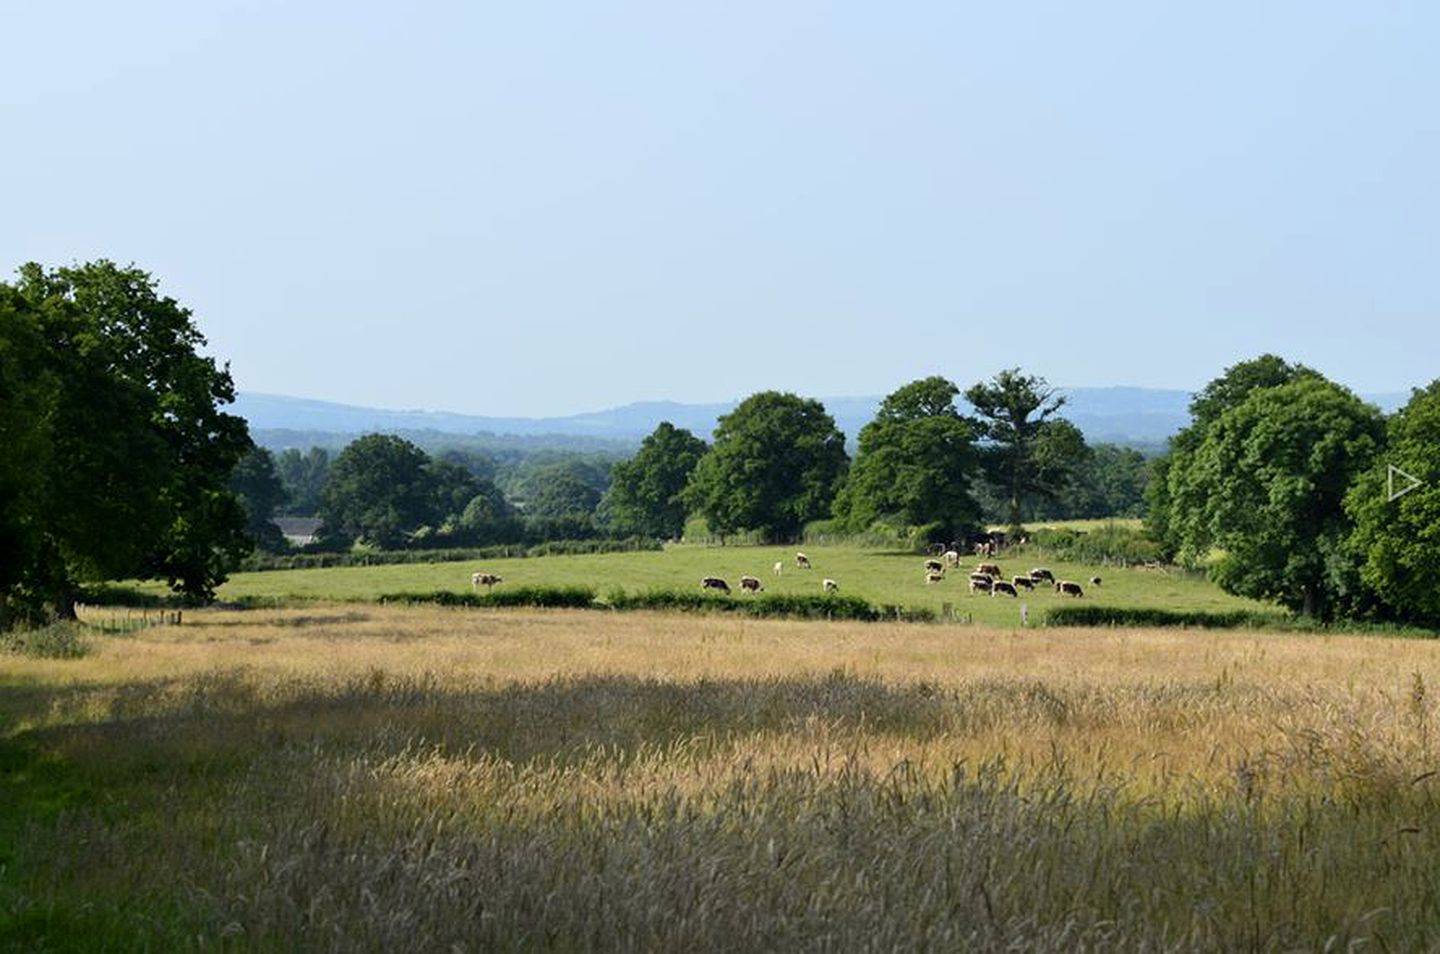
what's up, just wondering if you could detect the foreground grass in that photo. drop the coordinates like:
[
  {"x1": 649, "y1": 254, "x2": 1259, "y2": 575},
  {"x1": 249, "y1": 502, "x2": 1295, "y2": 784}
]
[
  {"x1": 179, "y1": 543, "x2": 1272, "y2": 628},
  {"x1": 6, "y1": 606, "x2": 1440, "y2": 950}
]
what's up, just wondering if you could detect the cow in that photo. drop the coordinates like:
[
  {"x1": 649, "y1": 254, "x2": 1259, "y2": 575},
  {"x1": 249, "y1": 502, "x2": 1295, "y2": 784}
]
[
  {"x1": 976, "y1": 563, "x2": 1002, "y2": 578},
  {"x1": 701, "y1": 576, "x2": 731, "y2": 594},
  {"x1": 1012, "y1": 575, "x2": 1035, "y2": 590},
  {"x1": 1030, "y1": 567, "x2": 1055, "y2": 584},
  {"x1": 471, "y1": 572, "x2": 502, "y2": 590},
  {"x1": 943, "y1": 549, "x2": 961, "y2": 567},
  {"x1": 926, "y1": 570, "x2": 945, "y2": 585},
  {"x1": 969, "y1": 576, "x2": 993, "y2": 594},
  {"x1": 739, "y1": 575, "x2": 763, "y2": 593},
  {"x1": 796, "y1": 552, "x2": 812, "y2": 569},
  {"x1": 924, "y1": 559, "x2": 945, "y2": 574},
  {"x1": 991, "y1": 580, "x2": 1018, "y2": 598},
  {"x1": 822, "y1": 578, "x2": 839, "y2": 593},
  {"x1": 773, "y1": 561, "x2": 784, "y2": 576},
  {"x1": 1090, "y1": 576, "x2": 1102, "y2": 587},
  {"x1": 1055, "y1": 580, "x2": 1084, "y2": 597}
]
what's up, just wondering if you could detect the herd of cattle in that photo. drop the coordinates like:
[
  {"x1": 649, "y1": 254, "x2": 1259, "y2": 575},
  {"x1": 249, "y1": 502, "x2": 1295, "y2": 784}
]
[{"x1": 468, "y1": 550, "x2": 1100, "y2": 601}]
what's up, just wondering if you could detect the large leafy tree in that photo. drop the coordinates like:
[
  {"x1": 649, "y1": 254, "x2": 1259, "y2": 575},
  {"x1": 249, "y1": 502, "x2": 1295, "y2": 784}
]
[
  {"x1": 1028, "y1": 444, "x2": 1150, "y2": 520},
  {"x1": 604, "y1": 422, "x2": 708, "y2": 539},
  {"x1": 0, "y1": 285, "x2": 57, "y2": 623},
  {"x1": 229, "y1": 446, "x2": 290, "y2": 553},
  {"x1": 1172, "y1": 375, "x2": 1383, "y2": 619},
  {"x1": 835, "y1": 376, "x2": 980, "y2": 539},
  {"x1": 455, "y1": 481, "x2": 522, "y2": 545},
  {"x1": 274, "y1": 447, "x2": 331, "y2": 515},
  {"x1": 519, "y1": 463, "x2": 603, "y2": 541},
  {"x1": 1147, "y1": 355, "x2": 1317, "y2": 556},
  {"x1": 964, "y1": 369, "x2": 1086, "y2": 533},
  {"x1": 683, "y1": 392, "x2": 847, "y2": 542},
  {"x1": 318, "y1": 435, "x2": 438, "y2": 548},
  {"x1": 2, "y1": 261, "x2": 252, "y2": 623},
  {"x1": 428, "y1": 458, "x2": 483, "y2": 525},
  {"x1": 1346, "y1": 381, "x2": 1440, "y2": 625}
]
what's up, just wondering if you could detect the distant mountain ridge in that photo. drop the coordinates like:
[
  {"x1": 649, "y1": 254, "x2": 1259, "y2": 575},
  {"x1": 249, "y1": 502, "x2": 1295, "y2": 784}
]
[{"x1": 236, "y1": 387, "x2": 1407, "y2": 453}]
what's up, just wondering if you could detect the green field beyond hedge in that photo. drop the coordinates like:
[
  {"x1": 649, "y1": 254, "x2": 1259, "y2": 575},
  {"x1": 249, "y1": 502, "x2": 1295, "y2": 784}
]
[{"x1": 191, "y1": 544, "x2": 1275, "y2": 628}]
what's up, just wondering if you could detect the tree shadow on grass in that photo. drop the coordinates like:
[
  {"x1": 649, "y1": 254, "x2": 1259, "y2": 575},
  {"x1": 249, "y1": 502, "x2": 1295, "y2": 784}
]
[{"x1": 3, "y1": 669, "x2": 956, "y2": 773}]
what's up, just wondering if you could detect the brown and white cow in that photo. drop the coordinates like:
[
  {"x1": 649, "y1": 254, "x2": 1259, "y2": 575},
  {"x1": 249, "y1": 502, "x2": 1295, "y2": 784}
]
[
  {"x1": 925, "y1": 570, "x2": 945, "y2": 585},
  {"x1": 796, "y1": 552, "x2": 812, "y2": 569},
  {"x1": 471, "y1": 572, "x2": 502, "y2": 590},
  {"x1": 976, "y1": 562, "x2": 1002, "y2": 578},
  {"x1": 739, "y1": 575, "x2": 763, "y2": 593}
]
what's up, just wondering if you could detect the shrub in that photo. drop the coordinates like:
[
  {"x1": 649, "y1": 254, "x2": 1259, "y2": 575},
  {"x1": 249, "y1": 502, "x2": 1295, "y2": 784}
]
[
  {"x1": 801, "y1": 519, "x2": 911, "y2": 550},
  {"x1": 379, "y1": 586, "x2": 599, "y2": 609},
  {"x1": 1045, "y1": 605, "x2": 1276, "y2": 629},
  {"x1": 603, "y1": 588, "x2": 933, "y2": 623},
  {"x1": 1024, "y1": 525, "x2": 1164, "y2": 566},
  {"x1": 2, "y1": 622, "x2": 89, "y2": 658}
]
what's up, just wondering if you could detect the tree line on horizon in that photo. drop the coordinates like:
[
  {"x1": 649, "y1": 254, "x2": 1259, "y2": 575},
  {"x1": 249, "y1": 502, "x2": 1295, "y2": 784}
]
[
  {"x1": 233, "y1": 371, "x2": 1146, "y2": 552},
  {"x1": 3, "y1": 261, "x2": 1438, "y2": 629}
]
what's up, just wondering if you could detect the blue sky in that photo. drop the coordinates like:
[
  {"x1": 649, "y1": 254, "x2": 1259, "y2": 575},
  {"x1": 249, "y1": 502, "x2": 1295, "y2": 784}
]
[{"x1": 4, "y1": 2, "x2": 1436, "y2": 415}]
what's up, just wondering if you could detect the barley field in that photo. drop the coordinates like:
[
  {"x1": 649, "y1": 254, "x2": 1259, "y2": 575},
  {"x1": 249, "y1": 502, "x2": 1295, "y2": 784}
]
[{"x1": 5, "y1": 604, "x2": 1440, "y2": 950}]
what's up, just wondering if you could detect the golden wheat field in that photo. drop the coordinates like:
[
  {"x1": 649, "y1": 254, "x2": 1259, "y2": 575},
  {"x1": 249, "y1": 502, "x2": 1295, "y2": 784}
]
[{"x1": 6, "y1": 605, "x2": 1440, "y2": 950}]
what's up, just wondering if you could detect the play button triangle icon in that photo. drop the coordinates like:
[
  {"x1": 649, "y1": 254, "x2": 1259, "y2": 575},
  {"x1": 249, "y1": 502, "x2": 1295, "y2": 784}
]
[{"x1": 1388, "y1": 464, "x2": 1424, "y2": 502}]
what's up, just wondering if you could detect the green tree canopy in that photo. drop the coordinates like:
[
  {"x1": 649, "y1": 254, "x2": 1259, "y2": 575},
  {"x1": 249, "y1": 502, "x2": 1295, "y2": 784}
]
[
  {"x1": 274, "y1": 447, "x2": 331, "y2": 516},
  {"x1": 835, "y1": 376, "x2": 980, "y2": 539},
  {"x1": 1148, "y1": 354, "x2": 1317, "y2": 555},
  {"x1": 318, "y1": 435, "x2": 438, "y2": 548},
  {"x1": 456, "y1": 481, "x2": 522, "y2": 545},
  {"x1": 1, "y1": 261, "x2": 252, "y2": 624},
  {"x1": 683, "y1": 392, "x2": 847, "y2": 542},
  {"x1": 1173, "y1": 375, "x2": 1383, "y2": 619},
  {"x1": 603, "y1": 422, "x2": 708, "y2": 539},
  {"x1": 1346, "y1": 381, "x2": 1440, "y2": 625},
  {"x1": 1031, "y1": 443, "x2": 1150, "y2": 520},
  {"x1": 427, "y1": 459, "x2": 483, "y2": 526},
  {"x1": 964, "y1": 369, "x2": 1086, "y2": 533},
  {"x1": 516, "y1": 462, "x2": 604, "y2": 541},
  {"x1": 228, "y1": 447, "x2": 290, "y2": 553}
]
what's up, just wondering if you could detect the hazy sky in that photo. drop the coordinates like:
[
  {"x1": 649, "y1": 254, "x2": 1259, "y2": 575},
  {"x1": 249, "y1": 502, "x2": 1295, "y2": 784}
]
[{"x1": 4, "y1": 2, "x2": 1436, "y2": 415}]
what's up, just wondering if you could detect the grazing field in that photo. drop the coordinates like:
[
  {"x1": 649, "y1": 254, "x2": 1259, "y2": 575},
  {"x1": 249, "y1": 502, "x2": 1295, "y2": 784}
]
[
  {"x1": 190, "y1": 543, "x2": 1272, "y2": 627},
  {"x1": 6, "y1": 605, "x2": 1440, "y2": 949}
]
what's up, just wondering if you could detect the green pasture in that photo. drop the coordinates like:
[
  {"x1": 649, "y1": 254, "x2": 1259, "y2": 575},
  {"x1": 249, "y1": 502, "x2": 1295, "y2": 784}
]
[{"x1": 196, "y1": 544, "x2": 1277, "y2": 627}]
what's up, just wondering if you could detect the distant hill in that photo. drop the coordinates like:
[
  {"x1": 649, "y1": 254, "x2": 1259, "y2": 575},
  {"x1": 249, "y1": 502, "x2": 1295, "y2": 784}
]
[{"x1": 237, "y1": 387, "x2": 1408, "y2": 454}]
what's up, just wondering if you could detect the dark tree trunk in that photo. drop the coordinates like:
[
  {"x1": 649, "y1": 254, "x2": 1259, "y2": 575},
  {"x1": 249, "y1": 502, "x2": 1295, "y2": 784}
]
[{"x1": 55, "y1": 590, "x2": 79, "y2": 621}]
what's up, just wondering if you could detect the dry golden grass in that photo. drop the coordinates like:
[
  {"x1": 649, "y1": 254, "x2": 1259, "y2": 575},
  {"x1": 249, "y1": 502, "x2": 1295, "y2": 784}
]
[{"x1": 6, "y1": 605, "x2": 1440, "y2": 950}]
